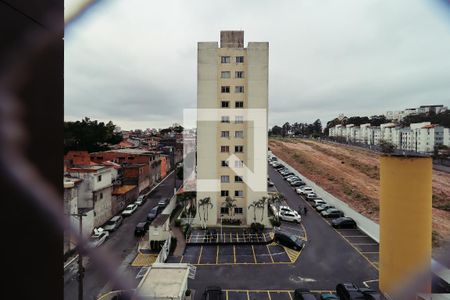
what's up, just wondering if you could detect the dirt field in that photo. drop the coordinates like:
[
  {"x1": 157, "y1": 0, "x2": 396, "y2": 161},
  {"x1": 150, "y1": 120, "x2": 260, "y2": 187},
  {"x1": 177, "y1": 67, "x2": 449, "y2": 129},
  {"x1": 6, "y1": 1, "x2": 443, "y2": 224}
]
[{"x1": 269, "y1": 138, "x2": 450, "y2": 250}]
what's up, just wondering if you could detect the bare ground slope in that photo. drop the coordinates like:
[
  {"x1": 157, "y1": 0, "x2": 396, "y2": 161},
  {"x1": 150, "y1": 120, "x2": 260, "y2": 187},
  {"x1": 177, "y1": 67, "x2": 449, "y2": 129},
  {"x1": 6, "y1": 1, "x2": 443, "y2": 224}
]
[{"x1": 269, "y1": 138, "x2": 450, "y2": 249}]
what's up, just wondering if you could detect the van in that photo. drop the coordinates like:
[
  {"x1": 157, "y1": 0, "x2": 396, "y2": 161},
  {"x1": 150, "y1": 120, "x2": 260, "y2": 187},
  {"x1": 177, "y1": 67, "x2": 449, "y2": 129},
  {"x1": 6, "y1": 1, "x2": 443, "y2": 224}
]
[{"x1": 103, "y1": 216, "x2": 123, "y2": 232}]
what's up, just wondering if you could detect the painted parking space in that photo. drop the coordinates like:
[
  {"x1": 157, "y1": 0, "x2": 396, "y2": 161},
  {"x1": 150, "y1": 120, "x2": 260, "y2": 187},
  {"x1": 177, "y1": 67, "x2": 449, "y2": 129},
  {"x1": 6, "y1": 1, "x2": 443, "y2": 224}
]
[
  {"x1": 168, "y1": 242, "x2": 302, "y2": 266},
  {"x1": 225, "y1": 290, "x2": 337, "y2": 300}
]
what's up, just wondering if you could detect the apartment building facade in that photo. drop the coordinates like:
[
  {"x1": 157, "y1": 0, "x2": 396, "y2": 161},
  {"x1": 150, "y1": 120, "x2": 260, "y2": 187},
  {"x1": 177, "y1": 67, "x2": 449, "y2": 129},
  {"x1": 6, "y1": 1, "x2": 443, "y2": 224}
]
[
  {"x1": 196, "y1": 31, "x2": 269, "y2": 227},
  {"x1": 329, "y1": 121, "x2": 449, "y2": 153}
]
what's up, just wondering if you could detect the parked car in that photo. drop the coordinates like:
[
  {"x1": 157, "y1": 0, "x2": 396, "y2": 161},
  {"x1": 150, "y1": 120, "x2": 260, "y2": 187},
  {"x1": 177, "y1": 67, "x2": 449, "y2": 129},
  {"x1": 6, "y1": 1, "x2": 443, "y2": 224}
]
[
  {"x1": 320, "y1": 293, "x2": 339, "y2": 300},
  {"x1": 103, "y1": 215, "x2": 123, "y2": 232},
  {"x1": 316, "y1": 204, "x2": 335, "y2": 212},
  {"x1": 305, "y1": 192, "x2": 318, "y2": 200},
  {"x1": 287, "y1": 176, "x2": 301, "y2": 183},
  {"x1": 147, "y1": 207, "x2": 158, "y2": 222},
  {"x1": 331, "y1": 217, "x2": 357, "y2": 229},
  {"x1": 297, "y1": 186, "x2": 313, "y2": 195},
  {"x1": 267, "y1": 180, "x2": 274, "y2": 187},
  {"x1": 134, "y1": 221, "x2": 150, "y2": 236},
  {"x1": 294, "y1": 289, "x2": 317, "y2": 300},
  {"x1": 282, "y1": 172, "x2": 295, "y2": 177},
  {"x1": 336, "y1": 283, "x2": 380, "y2": 300},
  {"x1": 122, "y1": 204, "x2": 138, "y2": 217},
  {"x1": 291, "y1": 181, "x2": 306, "y2": 187},
  {"x1": 312, "y1": 199, "x2": 326, "y2": 207},
  {"x1": 274, "y1": 163, "x2": 284, "y2": 169},
  {"x1": 158, "y1": 198, "x2": 169, "y2": 208},
  {"x1": 134, "y1": 195, "x2": 146, "y2": 206},
  {"x1": 284, "y1": 174, "x2": 297, "y2": 180},
  {"x1": 274, "y1": 230, "x2": 305, "y2": 251},
  {"x1": 277, "y1": 205, "x2": 295, "y2": 215},
  {"x1": 88, "y1": 229, "x2": 109, "y2": 248},
  {"x1": 309, "y1": 197, "x2": 323, "y2": 203},
  {"x1": 279, "y1": 211, "x2": 302, "y2": 223},
  {"x1": 321, "y1": 208, "x2": 344, "y2": 218},
  {"x1": 202, "y1": 286, "x2": 224, "y2": 300}
]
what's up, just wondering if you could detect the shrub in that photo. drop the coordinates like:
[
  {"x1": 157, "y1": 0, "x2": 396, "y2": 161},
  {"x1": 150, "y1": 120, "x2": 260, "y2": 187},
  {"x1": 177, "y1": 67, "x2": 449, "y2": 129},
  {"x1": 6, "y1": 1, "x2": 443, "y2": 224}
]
[{"x1": 174, "y1": 219, "x2": 182, "y2": 227}]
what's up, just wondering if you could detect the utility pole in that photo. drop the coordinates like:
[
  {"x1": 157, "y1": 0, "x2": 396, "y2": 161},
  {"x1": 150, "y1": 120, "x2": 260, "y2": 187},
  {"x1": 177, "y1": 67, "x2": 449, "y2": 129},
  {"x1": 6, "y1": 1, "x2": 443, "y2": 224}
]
[{"x1": 69, "y1": 212, "x2": 87, "y2": 300}]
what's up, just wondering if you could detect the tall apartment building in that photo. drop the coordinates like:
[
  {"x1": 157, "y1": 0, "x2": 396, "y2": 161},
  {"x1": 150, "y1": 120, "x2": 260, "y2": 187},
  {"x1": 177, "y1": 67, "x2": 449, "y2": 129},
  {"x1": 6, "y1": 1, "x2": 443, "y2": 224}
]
[{"x1": 196, "y1": 31, "x2": 269, "y2": 227}]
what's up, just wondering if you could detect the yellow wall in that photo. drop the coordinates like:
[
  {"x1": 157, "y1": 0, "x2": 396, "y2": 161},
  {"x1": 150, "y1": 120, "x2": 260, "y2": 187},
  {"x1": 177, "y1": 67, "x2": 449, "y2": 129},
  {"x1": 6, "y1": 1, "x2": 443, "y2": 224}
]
[{"x1": 379, "y1": 155, "x2": 432, "y2": 295}]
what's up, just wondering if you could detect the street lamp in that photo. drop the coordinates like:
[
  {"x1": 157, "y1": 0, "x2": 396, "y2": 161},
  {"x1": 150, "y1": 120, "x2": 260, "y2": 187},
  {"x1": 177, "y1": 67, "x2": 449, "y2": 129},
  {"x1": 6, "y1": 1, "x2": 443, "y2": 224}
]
[{"x1": 69, "y1": 212, "x2": 87, "y2": 300}]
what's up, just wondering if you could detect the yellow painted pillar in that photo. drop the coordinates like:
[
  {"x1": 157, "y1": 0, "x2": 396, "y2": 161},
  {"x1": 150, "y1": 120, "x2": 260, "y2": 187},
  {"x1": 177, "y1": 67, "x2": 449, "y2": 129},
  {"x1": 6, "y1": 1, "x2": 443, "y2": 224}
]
[{"x1": 379, "y1": 155, "x2": 432, "y2": 295}]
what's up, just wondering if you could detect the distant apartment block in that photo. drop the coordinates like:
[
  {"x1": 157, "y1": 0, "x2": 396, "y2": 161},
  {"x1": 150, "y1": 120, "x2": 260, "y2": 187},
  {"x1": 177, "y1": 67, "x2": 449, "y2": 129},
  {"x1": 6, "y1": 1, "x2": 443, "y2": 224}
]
[
  {"x1": 329, "y1": 122, "x2": 450, "y2": 153},
  {"x1": 196, "y1": 31, "x2": 269, "y2": 227},
  {"x1": 385, "y1": 104, "x2": 448, "y2": 121}
]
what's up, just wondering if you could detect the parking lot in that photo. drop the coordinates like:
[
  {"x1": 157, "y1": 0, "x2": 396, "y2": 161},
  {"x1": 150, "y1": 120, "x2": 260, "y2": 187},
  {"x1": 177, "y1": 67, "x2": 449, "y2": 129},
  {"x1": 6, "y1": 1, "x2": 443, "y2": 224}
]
[
  {"x1": 185, "y1": 162, "x2": 379, "y2": 299},
  {"x1": 167, "y1": 238, "x2": 304, "y2": 265},
  {"x1": 223, "y1": 289, "x2": 336, "y2": 300}
]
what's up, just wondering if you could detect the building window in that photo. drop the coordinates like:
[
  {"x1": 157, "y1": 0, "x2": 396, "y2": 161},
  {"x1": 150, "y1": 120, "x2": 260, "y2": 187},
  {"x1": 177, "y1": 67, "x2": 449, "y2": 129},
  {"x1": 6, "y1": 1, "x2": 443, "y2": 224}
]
[
  {"x1": 97, "y1": 175, "x2": 102, "y2": 182},
  {"x1": 220, "y1": 207, "x2": 229, "y2": 214},
  {"x1": 235, "y1": 207, "x2": 243, "y2": 214},
  {"x1": 235, "y1": 190, "x2": 244, "y2": 197},
  {"x1": 221, "y1": 86, "x2": 230, "y2": 93},
  {"x1": 221, "y1": 71, "x2": 231, "y2": 78},
  {"x1": 236, "y1": 56, "x2": 244, "y2": 63},
  {"x1": 235, "y1": 116, "x2": 244, "y2": 124},
  {"x1": 234, "y1": 160, "x2": 244, "y2": 168},
  {"x1": 221, "y1": 160, "x2": 229, "y2": 167},
  {"x1": 221, "y1": 131, "x2": 230, "y2": 138},
  {"x1": 221, "y1": 175, "x2": 230, "y2": 183},
  {"x1": 221, "y1": 101, "x2": 229, "y2": 108},
  {"x1": 221, "y1": 56, "x2": 230, "y2": 63},
  {"x1": 221, "y1": 116, "x2": 230, "y2": 123},
  {"x1": 99, "y1": 192, "x2": 103, "y2": 199},
  {"x1": 235, "y1": 101, "x2": 244, "y2": 108},
  {"x1": 235, "y1": 86, "x2": 244, "y2": 93},
  {"x1": 235, "y1": 146, "x2": 244, "y2": 153},
  {"x1": 235, "y1": 176, "x2": 243, "y2": 182},
  {"x1": 221, "y1": 146, "x2": 230, "y2": 153},
  {"x1": 235, "y1": 131, "x2": 244, "y2": 138},
  {"x1": 235, "y1": 71, "x2": 244, "y2": 78},
  {"x1": 221, "y1": 190, "x2": 229, "y2": 197}
]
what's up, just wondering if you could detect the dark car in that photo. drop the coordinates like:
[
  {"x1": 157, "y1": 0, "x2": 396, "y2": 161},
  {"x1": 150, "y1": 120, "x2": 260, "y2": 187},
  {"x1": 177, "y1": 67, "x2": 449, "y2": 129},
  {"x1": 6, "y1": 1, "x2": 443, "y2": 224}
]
[
  {"x1": 291, "y1": 181, "x2": 306, "y2": 187},
  {"x1": 274, "y1": 230, "x2": 305, "y2": 251},
  {"x1": 134, "y1": 221, "x2": 150, "y2": 237},
  {"x1": 294, "y1": 288, "x2": 317, "y2": 300},
  {"x1": 331, "y1": 217, "x2": 357, "y2": 229},
  {"x1": 147, "y1": 206, "x2": 159, "y2": 222},
  {"x1": 274, "y1": 164, "x2": 285, "y2": 169},
  {"x1": 336, "y1": 283, "x2": 380, "y2": 300},
  {"x1": 202, "y1": 286, "x2": 224, "y2": 300},
  {"x1": 321, "y1": 208, "x2": 344, "y2": 218}
]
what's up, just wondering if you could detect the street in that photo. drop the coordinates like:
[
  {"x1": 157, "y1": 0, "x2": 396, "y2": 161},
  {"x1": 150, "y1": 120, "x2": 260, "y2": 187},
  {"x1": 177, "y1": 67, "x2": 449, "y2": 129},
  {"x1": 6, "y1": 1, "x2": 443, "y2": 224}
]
[{"x1": 63, "y1": 171, "x2": 183, "y2": 300}]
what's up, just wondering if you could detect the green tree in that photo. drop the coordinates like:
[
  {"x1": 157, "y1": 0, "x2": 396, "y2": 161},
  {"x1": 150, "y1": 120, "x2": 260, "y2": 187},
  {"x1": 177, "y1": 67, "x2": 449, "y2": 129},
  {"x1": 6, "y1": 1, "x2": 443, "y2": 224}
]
[
  {"x1": 198, "y1": 197, "x2": 213, "y2": 229},
  {"x1": 64, "y1": 117, "x2": 123, "y2": 154},
  {"x1": 379, "y1": 139, "x2": 396, "y2": 153}
]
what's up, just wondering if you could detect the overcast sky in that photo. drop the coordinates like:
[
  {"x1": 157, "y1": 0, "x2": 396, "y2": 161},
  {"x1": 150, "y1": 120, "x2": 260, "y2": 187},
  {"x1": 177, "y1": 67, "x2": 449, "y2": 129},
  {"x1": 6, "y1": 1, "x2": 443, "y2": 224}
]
[{"x1": 65, "y1": 0, "x2": 450, "y2": 130}]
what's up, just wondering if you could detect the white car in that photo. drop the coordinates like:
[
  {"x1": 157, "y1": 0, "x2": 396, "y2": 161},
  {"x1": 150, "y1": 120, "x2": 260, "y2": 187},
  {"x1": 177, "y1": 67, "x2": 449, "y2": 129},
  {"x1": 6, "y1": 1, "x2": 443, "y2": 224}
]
[
  {"x1": 88, "y1": 228, "x2": 109, "y2": 248},
  {"x1": 312, "y1": 199, "x2": 326, "y2": 207},
  {"x1": 135, "y1": 195, "x2": 146, "y2": 206},
  {"x1": 278, "y1": 205, "x2": 295, "y2": 215},
  {"x1": 297, "y1": 186, "x2": 313, "y2": 195},
  {"x1": 279, "y1": 211, "x2": 302, "y2": 223},
  {"x1": 306, "y1": 192, "x2": 318, "y2": 200},
  {"x1": 122, "y1": 204, "x2": 138, "y2": 216}
]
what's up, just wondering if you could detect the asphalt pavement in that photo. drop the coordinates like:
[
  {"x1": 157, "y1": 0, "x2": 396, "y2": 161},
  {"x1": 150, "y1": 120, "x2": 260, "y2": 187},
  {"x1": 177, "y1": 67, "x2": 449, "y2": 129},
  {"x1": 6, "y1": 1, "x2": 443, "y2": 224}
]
[
  {"x1": 63, "y1": 171, "x2": 183, "y2": 300},
  {"x1": 186, "y1": 164, "x2": 378, "y2": 299}
]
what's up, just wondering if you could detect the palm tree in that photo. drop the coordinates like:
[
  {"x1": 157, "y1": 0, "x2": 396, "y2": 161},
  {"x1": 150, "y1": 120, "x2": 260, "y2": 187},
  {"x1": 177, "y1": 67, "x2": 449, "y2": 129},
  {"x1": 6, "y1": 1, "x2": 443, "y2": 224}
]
[
  {"x1": 268, "y1": 193, "x2": 284, "y2": 222},
  {"x1": 248, "y1": 201, "x2": 257, "y2": 223},
  {"x1": 223, "y1": 196, "x2": 237, "y2": 217},
  {"x1": 198, "y1": 197, "x2": 213, "y2": 229},
  {"x1": 257, "y1": 196, "x2": 269, "y2": 222}
]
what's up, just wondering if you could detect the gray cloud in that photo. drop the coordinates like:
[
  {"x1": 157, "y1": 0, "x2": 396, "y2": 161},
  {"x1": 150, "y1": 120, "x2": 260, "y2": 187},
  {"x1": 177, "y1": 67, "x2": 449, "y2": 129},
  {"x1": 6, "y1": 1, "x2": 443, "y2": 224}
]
[{"x1": 65, "y1": 0, "x2": 450, "y2": 130}]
